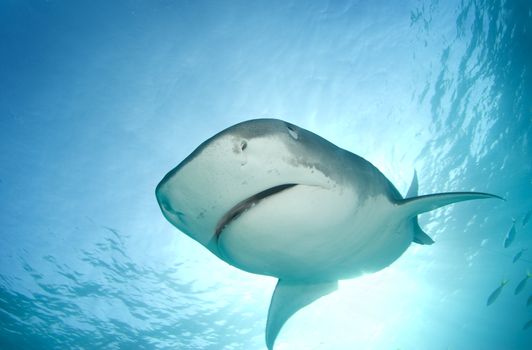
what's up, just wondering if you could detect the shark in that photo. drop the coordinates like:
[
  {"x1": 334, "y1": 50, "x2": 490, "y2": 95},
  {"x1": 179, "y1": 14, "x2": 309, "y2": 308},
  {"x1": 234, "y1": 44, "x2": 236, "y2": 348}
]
[{"x1": 155, "y1": 119, "x2": 500, "y2": 349}]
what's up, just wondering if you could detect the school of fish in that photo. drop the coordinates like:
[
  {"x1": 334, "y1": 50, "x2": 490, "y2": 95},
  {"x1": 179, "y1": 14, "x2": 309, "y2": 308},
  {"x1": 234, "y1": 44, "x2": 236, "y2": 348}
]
[{"x1": 486, "y1": 210, "x2": 532, "y2": 331}]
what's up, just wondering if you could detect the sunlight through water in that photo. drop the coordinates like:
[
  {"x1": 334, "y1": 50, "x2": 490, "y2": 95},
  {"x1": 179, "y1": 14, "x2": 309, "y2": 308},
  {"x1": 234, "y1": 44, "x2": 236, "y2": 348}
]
[{"x1": 1, "y1": 0, "x2": 530, "y2": 349}]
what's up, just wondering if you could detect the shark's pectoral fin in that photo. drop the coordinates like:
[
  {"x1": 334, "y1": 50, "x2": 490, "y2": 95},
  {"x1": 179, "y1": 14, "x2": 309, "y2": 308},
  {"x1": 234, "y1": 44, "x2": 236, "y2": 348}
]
[
  {"x1": 266, "y1": 279, "x2": 338, "y2": 350},
  {"x1": 399, "y1": 192, "x2": 503, "y2": 218},
  {"x1": 399, "y1": 191, "x2": 502, "y2": 244}
]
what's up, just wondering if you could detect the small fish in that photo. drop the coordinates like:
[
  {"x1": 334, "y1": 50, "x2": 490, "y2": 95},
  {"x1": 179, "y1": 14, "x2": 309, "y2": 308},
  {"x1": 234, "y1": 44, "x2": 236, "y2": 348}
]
[
  {"x1": 503, "y1": 220, "x2": 517, "y2": 248},
  {"x1": 514, "y1": 272, "x2": 532, "y2": 295},
  {"x1": 513, "y1": 248, "x2": 527, "y2": 263},
  {"x1": 523, "y1": 210, "x2": 532, "y2": 227},
  {"x1": 523, "y1": 319, "x2": 532, "y2": 330},
  {"x1": 527, "y1": 294, "x2": 532, "y2": 307},
  {"x1": 487, "y1": 280, "x2": 508, "y2": 306}
]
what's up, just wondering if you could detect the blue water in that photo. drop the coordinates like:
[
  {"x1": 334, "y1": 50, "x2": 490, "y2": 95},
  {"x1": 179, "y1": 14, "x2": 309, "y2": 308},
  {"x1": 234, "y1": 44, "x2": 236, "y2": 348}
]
[{"x1": 1, "y1": 0, "x2": 531, "y2": 349}]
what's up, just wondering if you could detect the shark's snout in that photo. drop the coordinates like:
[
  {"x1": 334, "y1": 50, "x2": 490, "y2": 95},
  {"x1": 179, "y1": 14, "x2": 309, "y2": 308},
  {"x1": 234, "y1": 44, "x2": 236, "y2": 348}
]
[{"x1": 156, "y1": 179, "x2": 188, "y2": 228}]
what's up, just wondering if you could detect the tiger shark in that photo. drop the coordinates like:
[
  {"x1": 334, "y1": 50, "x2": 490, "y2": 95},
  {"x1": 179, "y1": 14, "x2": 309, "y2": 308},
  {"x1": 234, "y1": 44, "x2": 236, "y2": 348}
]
[{"x1": 155, "y1": 119, "x2": 500, "y2": 349}]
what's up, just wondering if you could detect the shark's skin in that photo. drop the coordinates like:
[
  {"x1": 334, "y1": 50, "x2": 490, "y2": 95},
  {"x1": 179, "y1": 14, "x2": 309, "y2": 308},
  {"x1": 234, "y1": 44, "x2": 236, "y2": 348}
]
[{"x1": 156, "y1": 119, "x2": 500, "y2": 349}]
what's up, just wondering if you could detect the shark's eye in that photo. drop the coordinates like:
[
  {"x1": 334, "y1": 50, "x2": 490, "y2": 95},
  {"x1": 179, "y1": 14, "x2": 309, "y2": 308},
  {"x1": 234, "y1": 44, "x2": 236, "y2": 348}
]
[
  {"x1": 287, "y1": 124, "x2": 298, "y2": 140},
  {"x1": 240, "y1": 140, "x2": 248, "y2": 151}
]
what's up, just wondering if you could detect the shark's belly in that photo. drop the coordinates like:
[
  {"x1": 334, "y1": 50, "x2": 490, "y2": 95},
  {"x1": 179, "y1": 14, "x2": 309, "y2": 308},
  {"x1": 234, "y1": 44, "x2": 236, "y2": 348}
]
[{"x1": 217, "y1": 185, "x2": 412, "y2": 280}]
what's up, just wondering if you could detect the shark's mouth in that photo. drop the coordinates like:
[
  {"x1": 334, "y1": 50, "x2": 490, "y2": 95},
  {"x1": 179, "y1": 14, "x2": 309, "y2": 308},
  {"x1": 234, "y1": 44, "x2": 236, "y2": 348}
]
[{"x1": 215, "y1": 183, "x2": 298, "y2": 238}]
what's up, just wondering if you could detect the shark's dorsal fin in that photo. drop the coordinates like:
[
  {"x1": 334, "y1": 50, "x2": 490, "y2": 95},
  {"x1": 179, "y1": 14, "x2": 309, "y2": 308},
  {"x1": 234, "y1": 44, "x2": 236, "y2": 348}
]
[
  {"x1": 405, "y1": 171, "x2": 434, "y2": 245},
  {"x1": 405, "y1": 170, "x2": 419, "y2": 199},
  {"x1": 266, "y1": 279, "x2": 338, "y2": 350}
]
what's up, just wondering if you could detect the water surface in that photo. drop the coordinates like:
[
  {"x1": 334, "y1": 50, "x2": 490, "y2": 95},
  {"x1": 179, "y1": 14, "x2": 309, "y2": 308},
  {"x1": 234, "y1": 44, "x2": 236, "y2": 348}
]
[{"x1": 1, "y1": 0, "x2": 531, "y2": 349}]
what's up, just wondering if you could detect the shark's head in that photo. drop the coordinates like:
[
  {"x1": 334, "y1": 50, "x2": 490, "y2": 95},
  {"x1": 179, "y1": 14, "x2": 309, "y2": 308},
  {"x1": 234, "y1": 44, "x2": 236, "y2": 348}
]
[{"x1": 155, "y1": 119, "x2": 346, "y2": 267}]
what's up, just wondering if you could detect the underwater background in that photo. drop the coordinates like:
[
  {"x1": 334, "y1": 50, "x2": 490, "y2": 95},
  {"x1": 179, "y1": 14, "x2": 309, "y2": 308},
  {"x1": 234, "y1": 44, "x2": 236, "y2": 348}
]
[{"x1": 1, "y1": 0, "x2": 531, "y2": 349}]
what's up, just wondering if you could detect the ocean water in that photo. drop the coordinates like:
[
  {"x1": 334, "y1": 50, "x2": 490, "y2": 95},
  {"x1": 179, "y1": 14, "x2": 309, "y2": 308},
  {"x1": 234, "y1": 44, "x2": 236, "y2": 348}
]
[{"x1": 1, "y1": 0, "x2": 531, "y2": 349}]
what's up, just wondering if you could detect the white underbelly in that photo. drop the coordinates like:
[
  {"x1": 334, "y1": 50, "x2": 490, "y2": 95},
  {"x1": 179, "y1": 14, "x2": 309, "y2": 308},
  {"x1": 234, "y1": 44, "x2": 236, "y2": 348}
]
[{"x1": 218, "y1": 186, "x2": 413, "y2": 280}]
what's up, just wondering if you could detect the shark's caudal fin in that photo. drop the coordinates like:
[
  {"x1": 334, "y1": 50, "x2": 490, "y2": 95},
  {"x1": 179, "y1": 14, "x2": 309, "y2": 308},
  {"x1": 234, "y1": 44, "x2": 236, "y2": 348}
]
[
  {"x1": 266, "y1": 279, "x2": 337, "y2": 350},
  {"x1": 404, "y1": 171, "x2": 434, "y2": 245}
]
